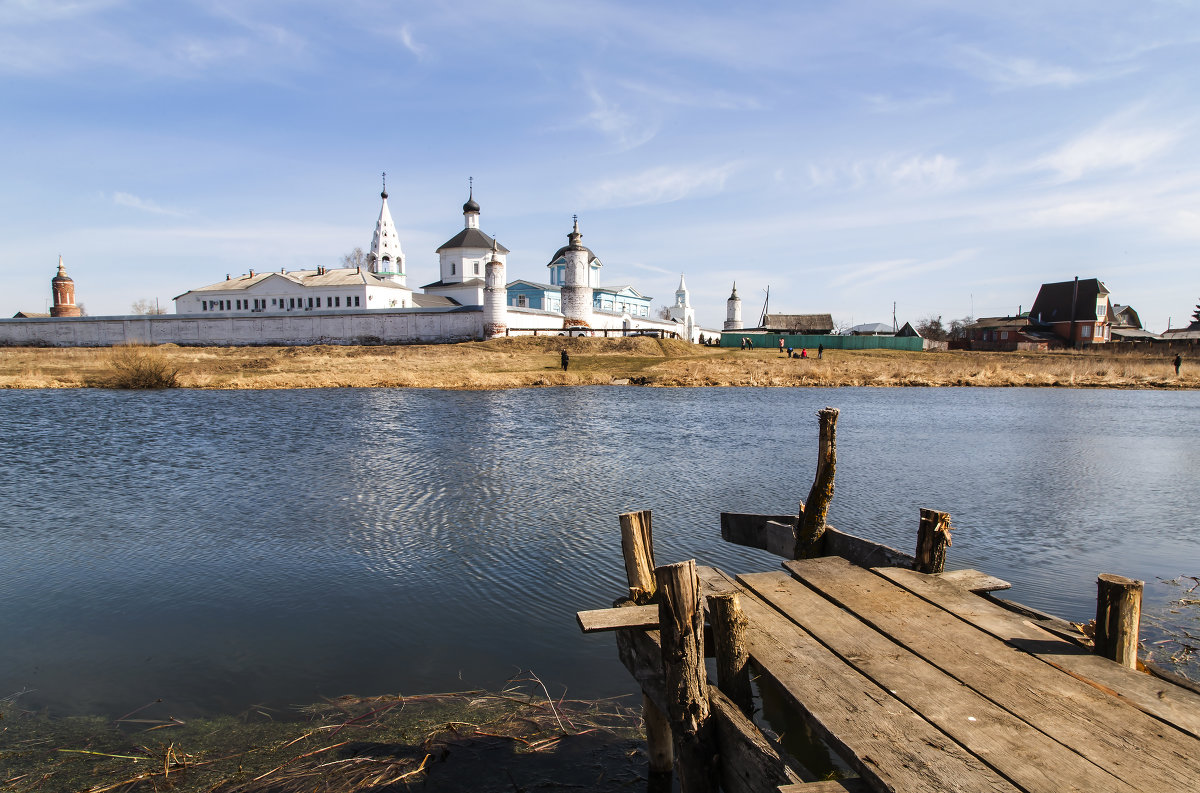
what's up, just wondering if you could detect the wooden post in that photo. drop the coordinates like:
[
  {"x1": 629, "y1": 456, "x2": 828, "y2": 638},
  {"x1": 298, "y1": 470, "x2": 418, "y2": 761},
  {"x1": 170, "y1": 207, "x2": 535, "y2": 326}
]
[
  {"x1": 914, "y1": 509, "x2": 952, "y2": 574},
  {"x1": 1095, "y1": 573, "x2": 1143, "y2": 668},
  {"x1": 796, "y1": 407, "x2": 839, "y2": 558},
  {"x1": 618, "y1": 510, "x2": 672, "y2": 775},
  {"x1": 620, "y1": 510, "x2": 656, "y2": 605},
  {"x1": 707, "y1": 591, "x2": 753, "y2": 717},
  {"x1": 656, "y1": 560, "x2": 717, "y2": 793}
]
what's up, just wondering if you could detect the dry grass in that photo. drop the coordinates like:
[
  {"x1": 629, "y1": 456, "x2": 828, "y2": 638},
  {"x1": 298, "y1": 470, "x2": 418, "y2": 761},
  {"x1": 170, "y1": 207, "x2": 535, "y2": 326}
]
[{"x1": 0, "y1": 339, "x2": 1195, "y2": 390}]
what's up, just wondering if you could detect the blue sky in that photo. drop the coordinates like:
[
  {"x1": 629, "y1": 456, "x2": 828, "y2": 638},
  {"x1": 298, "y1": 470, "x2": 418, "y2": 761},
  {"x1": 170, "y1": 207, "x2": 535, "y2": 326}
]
[{"x1": 3, "y1": 1, "x2": 1199, "y2": 331}]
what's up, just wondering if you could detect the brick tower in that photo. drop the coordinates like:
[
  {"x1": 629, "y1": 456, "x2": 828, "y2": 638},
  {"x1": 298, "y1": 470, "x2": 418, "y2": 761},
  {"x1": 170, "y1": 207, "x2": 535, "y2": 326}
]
[{"x1": 50, "y1": 256, "x2": 82, "y2": 317}]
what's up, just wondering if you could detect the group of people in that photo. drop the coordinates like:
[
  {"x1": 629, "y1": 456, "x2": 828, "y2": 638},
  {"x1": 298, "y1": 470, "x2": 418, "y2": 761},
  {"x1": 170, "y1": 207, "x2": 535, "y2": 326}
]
[{"x1": 779, "y1": 338, "x2": 823, "y2": 359}]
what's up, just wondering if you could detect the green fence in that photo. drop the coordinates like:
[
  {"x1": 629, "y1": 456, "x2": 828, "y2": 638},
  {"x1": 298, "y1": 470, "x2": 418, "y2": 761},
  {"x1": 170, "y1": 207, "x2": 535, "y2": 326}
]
[{"x1": 719, "y1": 333, "x2": 924, "y2": 352}]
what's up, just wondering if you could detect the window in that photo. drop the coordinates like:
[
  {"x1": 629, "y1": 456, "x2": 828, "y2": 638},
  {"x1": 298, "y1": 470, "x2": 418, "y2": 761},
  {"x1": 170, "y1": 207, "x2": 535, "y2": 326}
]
[
  {"x1": 289, "y1": 298, "x2": 295, "y2": 309},
  {"x1": 201, "y1": 301, "x2": 207, "y2": 311},
  {"x1": 307, "y1": 298, "x2": 313, "y2": 308},
  {"x1": 355, "y1": 296, "x2": 360, "y2": 307},
  {"x1": 335, "y1": 296, "x2": 340, "y2": 307},
  {"x1": 473, "y1": 261, "x2": 480, "y2": 275},
  {"x1": 451, "y1": 262, "x2": 456, "y2": 276},
  {"x1": 1080, "y1": 324, "x2": 1092, "y2": 338},
  {"x1": 316, "y1": 297, "x2": 321, "y2": 308},
  {"x1": 1000, "y1": 331, "x2": 1008, "y2": 340},
  {"x1": 517, "y1": 295, "x2": 527, "y2": 307}
]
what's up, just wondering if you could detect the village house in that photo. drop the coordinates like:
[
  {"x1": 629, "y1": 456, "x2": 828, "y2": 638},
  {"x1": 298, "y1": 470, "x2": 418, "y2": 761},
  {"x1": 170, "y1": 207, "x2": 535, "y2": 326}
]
[{"x1": 1028, "y1": 277, "x2": 1113, "y2": 347}]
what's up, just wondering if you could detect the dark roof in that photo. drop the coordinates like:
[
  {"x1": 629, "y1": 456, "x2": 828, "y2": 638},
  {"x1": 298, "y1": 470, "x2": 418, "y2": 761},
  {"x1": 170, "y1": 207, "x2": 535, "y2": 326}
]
[
  {"x1": 436, "y1": 228, "x2": 509, "y2": 253},
  {"x1": 895, "y1": 321, "x2": 920, "y2": 337},
  {"x1": 420, "y1": 278, "x2": 487, "y2": 290},
  {"x1": 969, "y1": 316, "x2": 1034, "y2": 332},
  {"x1": 547, "y1": 246, "x2": 599, "y2": 266},
  {"x1": 12, "y1": 311, "x2": 50, "y2": 318},
  {"x1": 412, "y1": 293, "x2": 460, "y2": 308},
  {"x1": 760, "y1": 313, "x2": 834, "y2": 332},
  {"x1": 1029, "y1": 278, "x2": 1109, "y2": 324},
  {"x1": 1111, "y1": 304, "x2": 1142, "y2": 329}
]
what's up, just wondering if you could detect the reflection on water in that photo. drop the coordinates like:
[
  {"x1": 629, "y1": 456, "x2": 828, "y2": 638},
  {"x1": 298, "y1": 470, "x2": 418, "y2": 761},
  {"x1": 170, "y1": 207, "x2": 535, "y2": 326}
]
[{"x1": 0, "y1": 387, "x2": 1197, "y2": 717}]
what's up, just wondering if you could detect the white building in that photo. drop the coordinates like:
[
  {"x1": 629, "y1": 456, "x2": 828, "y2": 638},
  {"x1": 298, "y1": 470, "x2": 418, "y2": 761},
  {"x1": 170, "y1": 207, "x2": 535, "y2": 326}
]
[
  {"x1": 420, "y1": 188, "x2": 509, "y2": 307},
  {"x1": 667, "y1": 273, "x2": 699, "y2": 343}
]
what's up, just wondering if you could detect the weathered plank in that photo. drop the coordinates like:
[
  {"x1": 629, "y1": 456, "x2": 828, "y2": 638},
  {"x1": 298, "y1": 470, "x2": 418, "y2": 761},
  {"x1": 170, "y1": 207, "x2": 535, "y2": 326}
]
[
  {"x1": 576, "y1": 605, "x2": 658, "y2": 633},
  {"x1": 695, "y1": 566, "x2": 1020, "y2": 793},
  {"x1": 709, "y1": 685, "x2": 803, "y2": 793},
  {"x1": 936, "y1": 568, "x2": 1011, "y2": 593},
  {"x1": 739, "y1": 571, "x2": 1138, "y2": 793},
  {"x1": 777, "y1": 781, "x2": 872, "y2": 793},
  {"x1": 708, "y1": 592, "x2": 752, "y2": 716},
  {"x1": 786, "y1": 557, "x2": 1200, "y2": 788},
  {"x1": 720, "y1": 513, "x2": 798, "y2": 555},
  {"x1": 875, "y1": 565, "x2": 1200, "y2": 740},
  {"x1": 821, "y1": 526, "x2": 914, "y2": 568}
]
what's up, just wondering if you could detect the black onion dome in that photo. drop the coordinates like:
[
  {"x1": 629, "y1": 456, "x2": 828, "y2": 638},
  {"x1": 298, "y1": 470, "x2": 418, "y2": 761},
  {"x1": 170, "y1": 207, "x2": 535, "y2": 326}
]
[{"x1": 463, "y1": 194, "x2": 480, "y2": 213}]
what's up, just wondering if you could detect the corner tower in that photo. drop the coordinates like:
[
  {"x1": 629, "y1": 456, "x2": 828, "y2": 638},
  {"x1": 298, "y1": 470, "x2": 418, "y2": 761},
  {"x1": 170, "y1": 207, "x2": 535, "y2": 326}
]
[
  {"x1": 560, "y1": 216, "x2": 594, "y2": 328},
  {"x1": 368, "y1": 174, "x2": 406, "y2": 285},
  {"x1": 724, "y1": 282, "x2": 743, "y2": 331},
  {"x1": 50, "y1": 255, "x2": 82, "y2": 317},
  {"x1": 483, "y1": 240, "x2": 508, "y2": 339}
]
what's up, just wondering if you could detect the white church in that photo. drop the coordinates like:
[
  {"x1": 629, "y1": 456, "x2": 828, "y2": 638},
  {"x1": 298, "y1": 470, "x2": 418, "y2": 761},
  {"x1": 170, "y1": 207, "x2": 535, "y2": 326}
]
[{"x1": 170, "y1": 181, "x2": 706, "y2": 344}]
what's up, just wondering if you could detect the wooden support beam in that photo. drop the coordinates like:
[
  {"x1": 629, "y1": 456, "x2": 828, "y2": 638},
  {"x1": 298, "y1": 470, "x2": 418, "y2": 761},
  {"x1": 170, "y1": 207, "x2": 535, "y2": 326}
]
[
  {"x1": 914, "y1": 508, "x2": 952, "y2": 574},
  {"x1": 709, "y1": 685, "x2": 803, "y2": 793},
  {"x1": 620, "y1": 509, "x2": 657, "y2": 605},
  {"x1": 577, "y1": 605, "x2": 658, "y2": 633},
  {"x1": 796, "y1": 407, "x2": 839, "y2": 558},
  {"x1": 777, "y1": 780, "x2": 873, "y2": 792},
  {"x1": 657, "y1": 560, "x2": 717, "y2": 793},
  {"x1": 707, "y1": 592, "x2": 753, "y2": 716},
  {"x1": 1095, "y1": 573, "x2": 1143, "y2": 669},
  {"x1": 644, "y1": 691, "x2": 674, "y2": 775}
]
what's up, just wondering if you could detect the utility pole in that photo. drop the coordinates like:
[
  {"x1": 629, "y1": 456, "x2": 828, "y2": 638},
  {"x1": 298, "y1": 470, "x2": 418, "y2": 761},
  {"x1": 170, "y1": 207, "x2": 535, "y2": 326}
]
[{"x1": 893, "y1": 301, "x2": 897, "y2": 333}]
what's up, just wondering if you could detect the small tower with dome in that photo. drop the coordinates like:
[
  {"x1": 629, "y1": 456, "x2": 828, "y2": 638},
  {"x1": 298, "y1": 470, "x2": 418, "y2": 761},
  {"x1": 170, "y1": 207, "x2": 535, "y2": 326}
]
[
  {"x1": 368, "y1": 173, "x2": 406, "y2": 285},
  {"x1": 483, "y1": 240, "x2": 508, "y2": 339},
  {"x1": 667, "y1": 273, "x2": 697, "y2": 342},
  {"x1": 724, "y1": 282, "x2": 743, "y2": 331},
  {"x1": 559, "y1": 216, "x2": 595, "y2": 328},
  {"x1": 50, "y1": 256, "x2": 82, "y2": 317}
]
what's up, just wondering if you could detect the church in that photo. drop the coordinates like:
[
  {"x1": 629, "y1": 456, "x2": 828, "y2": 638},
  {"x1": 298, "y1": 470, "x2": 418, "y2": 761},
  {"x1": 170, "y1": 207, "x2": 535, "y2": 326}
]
[{"x1": 172, "y1": 180, "x2": 705, "y2": 343}]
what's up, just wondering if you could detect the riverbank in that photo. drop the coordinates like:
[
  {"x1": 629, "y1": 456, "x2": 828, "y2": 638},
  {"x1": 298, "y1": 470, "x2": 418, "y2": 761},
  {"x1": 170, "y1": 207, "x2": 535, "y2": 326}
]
[{"x1": 0, "y1": 337, "x2": 1195, "y2": 389}]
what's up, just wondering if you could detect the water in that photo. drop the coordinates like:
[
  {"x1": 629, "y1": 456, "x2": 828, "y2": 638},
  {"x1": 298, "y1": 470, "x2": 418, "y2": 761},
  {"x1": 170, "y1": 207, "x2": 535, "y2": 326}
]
[{"x1": 1, "y1": 387, "x2": 1197, "y2": 718}]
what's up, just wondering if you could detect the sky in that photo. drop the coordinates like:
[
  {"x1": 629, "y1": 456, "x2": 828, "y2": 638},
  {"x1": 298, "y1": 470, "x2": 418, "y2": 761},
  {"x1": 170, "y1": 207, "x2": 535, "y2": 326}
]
[{"x1": 3, "y1": 0, "x2": 1200, "y2": 332}]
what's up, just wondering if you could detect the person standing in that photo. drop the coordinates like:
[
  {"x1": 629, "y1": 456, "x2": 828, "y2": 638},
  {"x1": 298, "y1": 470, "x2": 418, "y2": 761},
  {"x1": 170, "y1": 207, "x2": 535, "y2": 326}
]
[
  {"x1": 561, "y1": 350, "x2": 570, "y2": 371},
  {"x1": 817, "y1": 344, "x2": 824, "y2": 359},
  {"x1": 779, "y1": 338, "x2": 786, "y2": 355},
  {"x1": 1174, "y1": 353, "x2": 1182, "y2": 375}
]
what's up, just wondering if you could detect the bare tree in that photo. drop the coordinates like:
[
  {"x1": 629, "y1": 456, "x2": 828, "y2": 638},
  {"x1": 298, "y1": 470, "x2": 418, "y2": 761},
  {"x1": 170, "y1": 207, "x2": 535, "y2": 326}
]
[
  {"x1": 831, "y1": 318, "x2": 854, "y2": 336},
  {"x1": 342, "y1": 247, "x2": 368, "y2": 269},
  {"x1": 131, "y1": 299, "x2": 166, "y2": 315},
  {"x1": 948, "y1": 315, "x2": 975, "y2": 340},
  {"x1": 916, "y1": 315, "x2": 947, "y2": 341},
  {"x1": 655, "y1": 304, "x2": 672, "y2": 320}
]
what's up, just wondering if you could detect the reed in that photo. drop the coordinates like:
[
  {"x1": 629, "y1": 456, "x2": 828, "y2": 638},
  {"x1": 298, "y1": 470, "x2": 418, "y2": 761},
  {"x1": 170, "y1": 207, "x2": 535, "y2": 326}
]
[{"x1": 0, "y1": 340, "x2": 1194, "y2": 390}]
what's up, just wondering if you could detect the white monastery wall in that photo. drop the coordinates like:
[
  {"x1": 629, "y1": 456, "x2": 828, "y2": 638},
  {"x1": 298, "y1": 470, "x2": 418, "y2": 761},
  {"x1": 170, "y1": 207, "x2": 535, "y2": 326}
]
[{"x1": 0, "y1": 309, "x2": 485, "y2": 347}]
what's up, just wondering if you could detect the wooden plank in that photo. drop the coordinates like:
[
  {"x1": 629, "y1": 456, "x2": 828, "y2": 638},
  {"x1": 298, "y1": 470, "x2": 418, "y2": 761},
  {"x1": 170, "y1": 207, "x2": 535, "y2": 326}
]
[
  {"x1": 616, "y1": 624, "x2": 667, "y2": 714},
  {"x1": 739, "y1": 571, "x2": 1138, "y2": 793},
  {"x1": 875, "y1": 565, "x2": 1200, "y2": 740},
  {"x1": 821, "y1": 526, "x2": 915, "y2": 568},
  {"x1": 720, "y1": 513, "x2": 797, "y2": 555},
  {"x1": 777, "y1": 781, "x2": 872, "y2": 793},
  {"x1": 709, "y1": 684, "x2": 803, "y2": 793},
  {"x1": 936, "y1": 568, "x2": 1011, "y2": 593},
  {"x1": 576, "y1": 605, "x2": 658, "y2": 633},
  {"x1": 786, "y1": 557, "x2": 1200, "y2": 789},
  {"x1": 695, "y1": 566, "x2": 1020, "y2": 793}
]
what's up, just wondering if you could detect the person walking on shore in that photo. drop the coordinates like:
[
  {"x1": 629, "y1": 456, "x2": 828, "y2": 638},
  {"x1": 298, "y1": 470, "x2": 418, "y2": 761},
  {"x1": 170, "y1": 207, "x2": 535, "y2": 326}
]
[
  {"x1": 1174, "y1": 354, "x2": 1182, "y2": 375},
  {"x1": 817, "y1": 344, "x2": 824, "y2": 359},
  {"x1": 561, "y1": 350, "x2": 570, "y2": 371}
]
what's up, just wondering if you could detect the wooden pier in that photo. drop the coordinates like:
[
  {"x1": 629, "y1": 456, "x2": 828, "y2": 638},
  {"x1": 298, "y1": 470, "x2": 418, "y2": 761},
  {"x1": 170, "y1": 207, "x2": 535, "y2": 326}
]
[{"x1": 577, "y1": 411, "x2": 1200, "y2": 793}]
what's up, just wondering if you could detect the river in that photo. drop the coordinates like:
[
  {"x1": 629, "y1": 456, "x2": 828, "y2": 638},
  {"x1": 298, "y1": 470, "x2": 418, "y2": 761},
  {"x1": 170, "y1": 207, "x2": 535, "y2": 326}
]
[{"x1": 1, "y1": 386, "x2": 1196, "y2": 717}]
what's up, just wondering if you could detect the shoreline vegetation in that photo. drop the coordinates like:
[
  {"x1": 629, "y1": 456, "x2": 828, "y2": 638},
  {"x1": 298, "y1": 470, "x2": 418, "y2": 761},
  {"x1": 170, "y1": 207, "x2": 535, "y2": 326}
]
[{"x1": 0, "y1": 337, "x2": 1195, "y2": 390}]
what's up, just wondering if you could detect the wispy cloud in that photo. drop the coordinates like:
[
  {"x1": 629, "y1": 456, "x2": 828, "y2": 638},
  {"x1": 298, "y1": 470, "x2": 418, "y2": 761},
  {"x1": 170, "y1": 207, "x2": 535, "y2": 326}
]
[
  {"x1": 111, "y1": 192, "x2": 187, "y2": 217},
  {"x1": 586, "y1": 162, "x2": 739, "y2": 208},
  {"x1": 956, "y1": 46, "x2": 1091, "y2": 88},
  {"x1": 863, "y1": 91, "x2": 952, "y2": 114},
  {"x1": 807, "y1": 153, "x2": 963, "y2": 192},
  {"x1": 829, "y1": 249, "x2": 978, "y2": 289},
  {"x1": 1036, "y1": 122, "x2": 1181, "y2": 181},
  {"x1": 394, "y1": 24, "x2": 424, "y2": 58},
  {"x1": 581, "y1": 85, "x2": 658, "y2": 150}
]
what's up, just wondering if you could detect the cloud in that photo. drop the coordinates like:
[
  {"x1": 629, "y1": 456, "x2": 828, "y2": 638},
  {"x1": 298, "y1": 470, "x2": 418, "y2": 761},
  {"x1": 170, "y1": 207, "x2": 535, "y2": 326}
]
[
  {"x1": 957, "y1": 46, "x2": 1090, "y2": 88},
  {"x1": 1036, "y1": 124, "x2": 1180, "y2": 181},
  {"x1": 395, "y1": 24, "x2": 424, "y2": 58},
  {"x1": 863, "y1": 91, "x2": 952, "y2": 114},
  {"x1": 829, "y1": 249, "x2": 978, "y2": 290},
  {"x1": 805, "y1": 153, "x2": 962, "y2": 192},
  {"x1": 112, "y1": 192, "x2": 187, "y2": 217},
  {"x1": 582, "y1": 85, "x2": 659, "y2": 151},
  {"x1": 586, "y1": 162, "x2": 739, "y2": 208}
]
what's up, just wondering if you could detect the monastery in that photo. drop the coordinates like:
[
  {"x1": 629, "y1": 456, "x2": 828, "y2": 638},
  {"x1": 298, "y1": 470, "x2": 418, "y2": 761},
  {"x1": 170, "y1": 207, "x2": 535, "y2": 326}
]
[{"x1": 2, "y1": 182, "x2": 709, "y2": 347}]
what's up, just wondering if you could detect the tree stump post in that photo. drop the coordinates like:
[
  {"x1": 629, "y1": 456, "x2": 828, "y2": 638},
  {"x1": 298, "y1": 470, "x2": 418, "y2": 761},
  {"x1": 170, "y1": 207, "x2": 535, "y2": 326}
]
[
  {"x1": 656, "y1": 560, "x2": 717, "y2": 793},
  {"x1": 1095, "y1": 574, "x2": 1143, "y2": 668},
  {"x1": 707, "y1": 591, "x2": 753, "y2": 717},
  {"x1": 617, "y1": 510, "x2": 673, "y2": 776},
  {"x1": 795, "y1": 407, "x2": 839, "y2": 558},
  {"x1": 914, "y1": 509, "x2": 953, "y2": 574}
]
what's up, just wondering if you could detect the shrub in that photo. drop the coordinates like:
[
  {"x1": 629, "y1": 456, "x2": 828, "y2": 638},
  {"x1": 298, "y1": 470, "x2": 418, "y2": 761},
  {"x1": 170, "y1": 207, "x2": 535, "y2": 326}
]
[{"x1": 95, "y1": 343, "x2": 179, "y2": 389}]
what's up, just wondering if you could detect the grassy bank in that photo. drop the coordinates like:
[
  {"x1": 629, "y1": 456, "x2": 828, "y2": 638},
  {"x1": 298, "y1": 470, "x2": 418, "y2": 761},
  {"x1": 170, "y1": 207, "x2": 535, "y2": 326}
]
[{"x1": 0, "y1": 337, "x2": 1195, "y2": 389}]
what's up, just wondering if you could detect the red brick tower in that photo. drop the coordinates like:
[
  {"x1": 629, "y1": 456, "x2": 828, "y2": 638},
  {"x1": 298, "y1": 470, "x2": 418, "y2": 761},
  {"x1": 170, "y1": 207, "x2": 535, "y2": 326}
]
[{"x1": 50, "y1": 255, "x2": 82, "y2": 317}]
